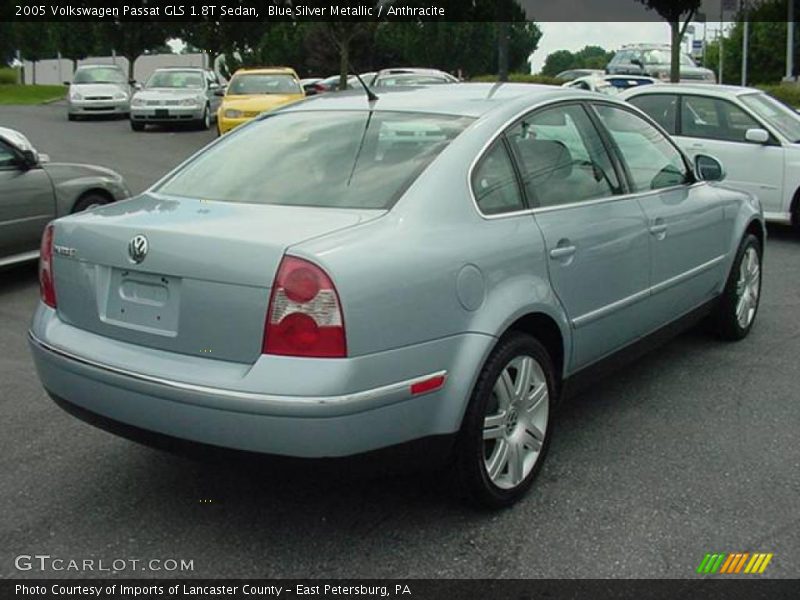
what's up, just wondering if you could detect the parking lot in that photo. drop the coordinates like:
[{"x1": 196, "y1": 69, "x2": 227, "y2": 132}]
[{"x1": 1, "y1": 101, "x2": 799, "y2": 579}]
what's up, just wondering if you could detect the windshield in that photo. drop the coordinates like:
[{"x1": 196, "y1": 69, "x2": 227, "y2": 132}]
[
  {"x1": 73, "y1": 67, "x2": 126, "y2": 84},
  {"x1": 375, "y1": 74, "x2": 453, "y2": 87},
  {"x1": 228, "y1": 73, "x2": 301, "y2": 95},
  {"x1": 146, "y1": 70, "x2": 204, "y2": 89},
  {"x1": 642, "y1": 49, "x2": 695, "y2": 66},
  {"x1": 157, "y1": 111, "x2": 474, "y2": 209},
  {"x1": 739, "y1": 92, "x2": 800, "y2": 142}
]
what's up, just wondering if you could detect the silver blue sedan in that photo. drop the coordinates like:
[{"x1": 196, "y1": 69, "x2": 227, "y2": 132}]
[{"x1": 29, "y1": 84, "x2": 765, "y2": 507}]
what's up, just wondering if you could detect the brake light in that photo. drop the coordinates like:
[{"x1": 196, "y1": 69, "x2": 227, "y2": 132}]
[
  {"x1": 39, "y1": 223, "x2": 57, "y2": 308},
  {"x1": 263, "y1": 256, "x2": 346, "y2": 358}
]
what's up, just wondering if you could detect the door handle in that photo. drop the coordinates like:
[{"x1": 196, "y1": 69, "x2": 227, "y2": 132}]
[
  {"x1": 649, "y1": 219, "x2": 668, "y2": 240},
  {"x1": 549, "y1": 245, "x2": 577, "y2": 260}
]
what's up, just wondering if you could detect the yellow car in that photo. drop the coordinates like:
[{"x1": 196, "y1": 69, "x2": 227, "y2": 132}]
[{"x1": 216, "y1": 67, "x2": 305, "y2": 135}]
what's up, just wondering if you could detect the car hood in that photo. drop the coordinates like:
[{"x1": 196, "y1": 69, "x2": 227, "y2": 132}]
[
  {"x1": 42, "y1": 162, "x2": 123, "y2": 183},
  {"x1": 221, "y1": 94, "x2": 304, "y2": 113},
  {"x1": 133, "y1": 88, "x2": 204, "y2": 101},
  {"x1": 71, "y1": 83, "x2": 128, "y2": 96}
]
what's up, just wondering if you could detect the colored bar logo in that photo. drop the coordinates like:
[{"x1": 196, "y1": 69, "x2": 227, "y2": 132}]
[{"x1": 697, "y1": 553, "x2": 773, "y2": 574}]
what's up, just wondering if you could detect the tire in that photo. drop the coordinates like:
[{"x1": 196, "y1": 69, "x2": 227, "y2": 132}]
[
  {"x1": 72, "y1": 192, "x2": 110, "y2": 214},
  {"x1": 130, "y1": 120, "x2": 145, "y2": 132},
  {"x1": 197, "y1": 105, "x2": 211, "y2": 131},
  {"x1": 711, "y1": 233, "x2": 762, "y2": 341},
  {"x1": 455, "y1": 332, "x2": 555, "y2": 509}
]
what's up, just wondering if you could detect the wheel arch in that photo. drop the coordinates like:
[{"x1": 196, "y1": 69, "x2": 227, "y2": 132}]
[
  {"x1": 71, "y1": 188, "x2": 114, "y2": 213},
  {"x1": 503, "y1": 312, "x2": 567, "y2": 389}
]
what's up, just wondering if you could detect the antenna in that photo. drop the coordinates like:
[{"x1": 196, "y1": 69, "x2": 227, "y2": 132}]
[{"x1": 349, "y1": 63, "x2": 379, "y2": 103}]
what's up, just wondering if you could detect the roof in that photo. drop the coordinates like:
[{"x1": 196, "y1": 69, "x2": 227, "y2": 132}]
[
  {"x1": 621, "y1": 83, "x2": 763, "y2": 98},
  {"x1": 279, "y1": 82, "x2": 576, "y2": 119},
  {"x1": 233, "y1": 67, "x2": 297, "y2": 75}
]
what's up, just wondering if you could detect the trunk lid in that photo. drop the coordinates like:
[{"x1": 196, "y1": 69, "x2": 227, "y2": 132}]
[{"x1": 52, "y1": 193, "x2": 381, "y2": 363}]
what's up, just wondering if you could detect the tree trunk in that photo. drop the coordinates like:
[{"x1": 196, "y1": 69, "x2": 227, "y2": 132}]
[
  {"x1": 498, "y1": 22, "x2": 509, "y2": 82},
  {"x1": 670, "y1": 20, "x2": 681, "y2": 83},
  {"x1": 126, "y1": 55, "x2": 136, "y2": 82}
]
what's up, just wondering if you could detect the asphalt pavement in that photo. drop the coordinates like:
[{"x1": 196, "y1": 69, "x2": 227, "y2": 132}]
[{"x1": 1, "y1": 102, "x2": 798, "y2": 579}]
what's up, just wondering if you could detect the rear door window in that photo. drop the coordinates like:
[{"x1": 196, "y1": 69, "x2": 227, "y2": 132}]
[
  {"x1": 628, "y1": 94, "x2": 679, "y2": 134},
  {"x1": 506, "y1": 104, "x2": 621, "y2": 208}
]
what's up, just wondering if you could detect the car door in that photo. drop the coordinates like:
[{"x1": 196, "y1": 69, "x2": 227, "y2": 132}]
[
  {"x1": 678, "y1": 94, "x2": 785, "y2": 214},
  {"x1": 507, "y1": 103, "x2": 652, "y2": 370},
  {"x1": 0, "y1": 139, "x2": 55, "y2": 260},
  {"x1": 591, "y1": 102, "x2": 728, "y2": 330}
]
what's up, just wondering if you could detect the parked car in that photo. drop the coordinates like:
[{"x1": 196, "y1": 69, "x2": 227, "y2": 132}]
[
  {"x1": 607, "y1": 44, "x2": 716, "y2": 82},
  {"x1": 554, "y1": 69, "x2": 604, "y2": 82},
  {"x1": 622, "y1": 83, "x2": 800, "y2": 228},
  {"x1": 66, "y1": 64, "x2": 132, "y2": 120},
  {"x1": 0, "y1": 127, "x2": 129, "y2": 268},
  {"x1": 299, "y1": 77, "x2": 323, "y2": 96},
  {"x1": 129, "y1": 67, "x2": 223, "y2": 131},
  {"x1": 311, "y1": 72, "x2": 376, "y2": 94},
  {"x1": 29, "y1": 85, "x2": 764, "y2": 508},
  {"x1": 563, "y1": 74, "x2": 657, "y2": 95},
  {"x1": 216, "y1": 67, "x2": 305, "y2": 135},
  {"x1": 372, "y1": 68, "x2": 458, "y2": 87}
]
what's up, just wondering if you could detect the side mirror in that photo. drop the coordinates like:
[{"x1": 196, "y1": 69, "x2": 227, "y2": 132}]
[
  {"x1": 214, "y1": 88, "x2": 225, "y2": 96},
  {"x1": 694, "y1": 154, "x2": 726, "y2": 182},
  {"x1": 745, "y1": 128, "x2": 770, "y2": 144},
  {"x1": 19, "y1": 149, "x2": 40, "y2": 169},
  {"x1": 631, "y1": 58, "x2": 644, "y2": 68},
  {"x1": 63, "y1": 81, "x2": 70, "y2": 86}
]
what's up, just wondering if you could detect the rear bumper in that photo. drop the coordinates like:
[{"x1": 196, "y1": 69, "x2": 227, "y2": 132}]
[{"x1": 29, "y1": 307, "x2": 493, "y2": 457}]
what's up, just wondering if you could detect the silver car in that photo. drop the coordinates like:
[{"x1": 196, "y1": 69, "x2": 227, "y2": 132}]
[
  {"x1": 66, "y1": 65, "x2": 131, "y2": 120},
  {"x1": 29, "y1": 85, "x2": 764, "y2": 507},
  {"x1": 130, "y1": 67, "x2": 223, "y2": 131},
  {"x1": 0, "y1": 127, "x2": 129, "y2": 268}
]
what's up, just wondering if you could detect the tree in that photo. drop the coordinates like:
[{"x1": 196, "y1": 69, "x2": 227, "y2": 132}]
[
  {"x1": 97, "y1": 10, "x2": 171, "y2": 80},
  {"x1": 635, "y1": 0, "x2": 701, "y2": 82},
  {"x1": 50, "y1": 23, "x2": 100, "y2": 75},
  {"x1": 540, "y1": 46, "x2": 614, "y2": 77},
  {"x1": 14, "y1": 22, "x2": 56, "y2": 84},
  {"x1": 541, "y1": 50, "x2": 578, "y2": 77}
]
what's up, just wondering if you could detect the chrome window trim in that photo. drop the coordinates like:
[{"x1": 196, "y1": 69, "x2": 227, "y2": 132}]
[{"x1": 28, "y1": 330, "x2": 447, "y2": 417}]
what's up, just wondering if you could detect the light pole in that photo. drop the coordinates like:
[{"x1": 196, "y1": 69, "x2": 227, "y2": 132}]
[
  {"x1": 741, "y1": 0, "x2": 749, "y2": 86},
  {"x1": 788, "y1": 0, "x2": 796, "y2": 81}
]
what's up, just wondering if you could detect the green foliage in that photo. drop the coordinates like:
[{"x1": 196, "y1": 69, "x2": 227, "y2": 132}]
[
  {"x1": 0, "y1": 84, "x2": 66, "y2": 105},
  {"x1": 0, "y1": 67, "x2": 19, "y2": 84},
  {"x1": 636, "y1": 0, "x2": 701, "y2": 82},
  {"x1": 541, "y1": 46, "x2": 613, "y2": 77},
  {"x1": 758, "y1": 84, "x2": 800, "y2": 108},
  {"x1": 471, "y1": 73, "x2": 561, "y2": 86},
  {"x1": 703, "y1": 1, "x2": 792, "y2": 85}
]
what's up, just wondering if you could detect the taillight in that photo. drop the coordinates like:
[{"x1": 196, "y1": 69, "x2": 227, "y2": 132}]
[
  {"x1": 39, "y1": 223, "x2": 57, "y2": 308},
  {"x1": 263, "y1": 256, "x2": 346, "y2": 358},
  {"x1": 313, "y1": 83, "x2": 327, "y2": 93}
]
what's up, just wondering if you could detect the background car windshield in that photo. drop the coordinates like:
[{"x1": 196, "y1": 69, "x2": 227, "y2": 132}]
[
  {"x1": 157, "y1": 111, "x2": 474, "y2": 209},
  {"x1": 740, "y1": 92, "x2": 800, "y2": 142},
  {"x1": 73, "y1": 67, "x2": 125, "y2": 84},
  {"x1": 228, "y1": 74, "x2": 301, "y2": 95},
  {"x1": 643, "y1": 50, "x2": 694, "y2": 66},
  {"x1": 146, "y1": 71, "x2": 203, "y2": 89}
]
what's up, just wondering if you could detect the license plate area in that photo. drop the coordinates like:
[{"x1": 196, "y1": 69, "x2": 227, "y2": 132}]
[
  {"x1": 102, "y1": 269, "x2": 180, "y2": 336},
  {"x1": 155, "y1": 108, "x2": 169, "y2": 118}
]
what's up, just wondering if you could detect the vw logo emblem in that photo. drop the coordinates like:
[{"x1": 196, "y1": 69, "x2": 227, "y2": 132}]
[{"x1": 128, "y1": 235, "x2": 149, "y2": 264}]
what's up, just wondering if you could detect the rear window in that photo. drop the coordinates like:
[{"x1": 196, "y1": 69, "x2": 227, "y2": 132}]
[{"x1": 157, "y1": 111, "x2": 474, "y2": 209}]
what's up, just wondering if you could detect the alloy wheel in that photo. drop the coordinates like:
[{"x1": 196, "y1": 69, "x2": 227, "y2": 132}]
[{"x1": 735, "y1": 246, "x2": 760, "y2": 329}]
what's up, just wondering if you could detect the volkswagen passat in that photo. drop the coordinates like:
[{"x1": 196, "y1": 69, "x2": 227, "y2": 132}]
[{"x1": 29, "y1": 84, "x2": 765, "y2": 507}]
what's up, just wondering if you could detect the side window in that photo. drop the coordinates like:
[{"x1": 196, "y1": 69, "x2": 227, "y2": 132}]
[
  {"x1": 0, "y1": 141, "x2": 17, "y2": 168},
  {"x1": 506, "y1": 104, "x2": 621, "y2": 208},
  {"x1": 471, "y1": 141, "x2": 525, "y2": 216},
  {"x1": 628, "y1": 94, "x2": 678, "y2": 134},
  {"x1": 594, "y1": 104, "x2": 689, "y2": 192},
  {"x1": 681, "y1": 95, "x2": 761, "y2": 143}
]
